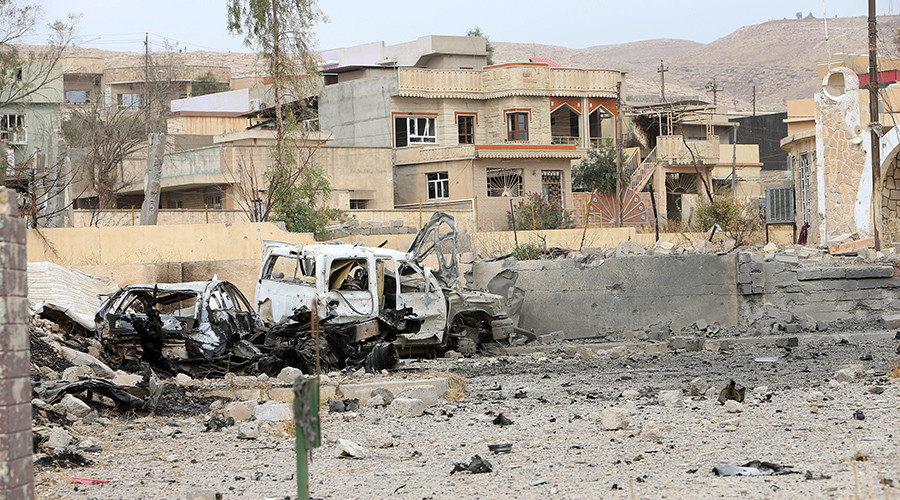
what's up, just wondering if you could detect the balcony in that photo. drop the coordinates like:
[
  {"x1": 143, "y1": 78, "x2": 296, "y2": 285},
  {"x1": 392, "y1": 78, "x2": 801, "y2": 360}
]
[
  {"x1": 397, "y1": 65, "x2": 621, "y2": 99},
  {"x1": 656, "y1": 135, "x2": 720, "y2": 165}
]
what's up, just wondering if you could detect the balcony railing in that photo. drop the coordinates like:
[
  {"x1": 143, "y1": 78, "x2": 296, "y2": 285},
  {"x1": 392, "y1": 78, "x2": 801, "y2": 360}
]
[
  {"x1": 590, "y1": 137, "x2": 614, "y2": 149},
  {"x1": 551, "y1": 136, "x2": 579, "y2": 145}
]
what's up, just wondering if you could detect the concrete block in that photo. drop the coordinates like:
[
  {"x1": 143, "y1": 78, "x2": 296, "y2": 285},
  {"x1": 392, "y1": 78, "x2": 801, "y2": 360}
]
[
  {"x1": 60, "y1": 394, "x2": 91, "y2": 418},
  {"x1": 337, "y1": 377, "x2": 448, "y2": 404},
  {"x1": 775, "y1": 254, "x2": 799, "y2": 264},
  {"x1": 254, "y1": 402, "x2": 292, "y2": 422},
  {"x1": 600, "y1": 407, "x2": 630, "y2": 430},
  {"x1": 390, "y1": 219, "x2": 404, "y2": 227},
  {"x1": 277, "y1": 367, "x2": 303, "y2": 385},
  {"x1": 774, "y1": 336, "x2": 799, "y2": 347},
  {"x1": 224, "y1": 401, "x2": 256, "y2": 422},
  {"x1": 396, "y1": 385, "x2": 439, "y2": 406},
  {"x1": 882, "y1": 313, "x2": 900, "y2": 329},
  {"x1": 388, "y1": 398, "x2": 426, "y2": 417}
]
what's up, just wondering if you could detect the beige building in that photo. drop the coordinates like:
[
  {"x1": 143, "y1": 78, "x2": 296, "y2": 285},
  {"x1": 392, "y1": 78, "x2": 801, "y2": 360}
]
[
  {"x1": 319, "y1": 36, "x2": 624, "y2": 229},
  {"x1": 782, "y1": 55, "x2": 900, "y2": 246}
]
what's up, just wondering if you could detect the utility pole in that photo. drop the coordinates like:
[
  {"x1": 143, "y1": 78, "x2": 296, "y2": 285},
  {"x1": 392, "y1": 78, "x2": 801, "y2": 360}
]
[
  {"x1": 144, "y1": 33, "x2": 150, "y2": 128},
  {"x1": 868, "y1": 0, "x2": 882, "y2": 250},
  {"x1": 658, "y1": 60, "x2": 669, "y2": 102},
  {"x1": 705, "y1": 78, "x2": 722, "y2": 106},
  {"x1": 751, "y1": 84, "x2": 756, "y2": 116},
  {"x1": 615, "y1": 81, "x2": 624, "y2": 227}
]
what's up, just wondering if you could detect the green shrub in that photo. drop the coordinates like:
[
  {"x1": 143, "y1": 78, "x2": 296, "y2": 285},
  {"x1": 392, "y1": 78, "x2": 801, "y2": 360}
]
[
  {"x1": 512, "y1": 242, "x2": 543, "y2": 260},
  {"x1": 507, "y1": 192, "x2": 575, "y2": 230}
]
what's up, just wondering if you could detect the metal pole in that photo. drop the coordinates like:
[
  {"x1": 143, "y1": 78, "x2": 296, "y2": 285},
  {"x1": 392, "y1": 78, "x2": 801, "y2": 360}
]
[
  {"x1": 731, "y1": 123, "x2": 738, "y2": 196},
  {"x1": 509, "y1": 198, "x2": 518, "y2": 246},
  {"x1": 615, "y1": 81, "x2": 624, "y2": 227},
  {"x1": 869, "y1": 0, "x2": 882, "y2": 250}
]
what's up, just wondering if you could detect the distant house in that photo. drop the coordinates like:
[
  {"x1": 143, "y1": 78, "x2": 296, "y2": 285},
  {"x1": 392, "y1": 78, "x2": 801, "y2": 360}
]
[
  {"x1": 319, "y1": 35, "x2": 624, "y2": 230},
  {"x1": 781, "y1": 54, "x2": 900, "y2": 246}
]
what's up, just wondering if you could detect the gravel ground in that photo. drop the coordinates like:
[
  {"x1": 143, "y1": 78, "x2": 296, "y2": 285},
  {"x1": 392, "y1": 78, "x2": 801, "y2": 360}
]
[{"x1": 34, "y1": 332, "x2": 900, "y2": 499}]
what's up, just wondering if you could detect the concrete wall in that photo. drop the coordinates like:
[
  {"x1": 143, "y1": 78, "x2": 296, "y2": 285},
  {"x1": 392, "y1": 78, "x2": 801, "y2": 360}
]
[
  {"x1": 319, "y1": 71, "x2": 397, "y2": 147},
  {"x1": 511, "y1": 255, "x2": 739, "y2": 339},
  {"x1": 0, "y1": 188, "x2": 33, "y2": 498},
  {"x1": 481, "y1": 251, "x2": 900, "y2": 341},
  {"x1": 26, "y1": 222, "x2": 316, "y2": 266}
]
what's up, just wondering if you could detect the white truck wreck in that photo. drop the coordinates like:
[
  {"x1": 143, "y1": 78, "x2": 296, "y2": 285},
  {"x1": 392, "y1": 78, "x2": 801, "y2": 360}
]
[{"x1": 255, "y1": 213, "x2": 519, "y2": 356}]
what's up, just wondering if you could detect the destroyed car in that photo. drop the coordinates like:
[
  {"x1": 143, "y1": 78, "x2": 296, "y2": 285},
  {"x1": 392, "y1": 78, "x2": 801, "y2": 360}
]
[
  {"x1": 95, "y1": 280, "x2": 264, "y2": 375},
  {"x1": 255, "y1": 212, "x2": 519, "y2": 355}
]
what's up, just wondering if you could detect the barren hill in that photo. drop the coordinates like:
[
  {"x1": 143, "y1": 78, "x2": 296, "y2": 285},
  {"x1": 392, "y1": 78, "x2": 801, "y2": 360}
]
[
  {"x1": 494, "y1": 15, "x2": 900, "y2": 112},
  {"x1": 53, "y1": 15, "x2": 900, "y2": 113}
]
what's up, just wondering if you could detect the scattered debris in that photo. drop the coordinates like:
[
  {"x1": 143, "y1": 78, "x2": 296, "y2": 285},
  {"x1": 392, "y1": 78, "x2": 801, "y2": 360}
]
[
  {"x1": 804, "y1": 471, "x2": 831, "y2": 480},
  {"x1": 492, "y1": 412, "x2": 514, "y2": 426},
  {"x1": 854, "y1": 409, "x2": 865, "y2": 421},
  {"x1": 328, "y1": 397, "x2": 359, "y2": 413},
  {"x1": 488, "y1": 443, "x2": 512, "y2": 454},
  {"x1": 451, "y1": 455, "x2": 493, "y2": 474},
  {"x1": 337, "y1": 438, "x2": 370, "y2": 459},
  {"x1": 68, "y1": 478, "x2": 110, "y2": 485},
  {"x1": 203, "y1": 412, "x2": 235, "y2": 432},
  {"x1": 712, "y1": 460, "x2": 799, "y2": 476},
  {"x1": 718, "y1": 380, "x2": 746, "y2": 404}
]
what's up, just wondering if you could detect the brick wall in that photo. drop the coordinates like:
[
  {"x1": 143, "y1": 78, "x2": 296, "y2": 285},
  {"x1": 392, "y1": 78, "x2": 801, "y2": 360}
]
[{"x1": 0, "y1": 187, "x2": 33, "y2": 499}]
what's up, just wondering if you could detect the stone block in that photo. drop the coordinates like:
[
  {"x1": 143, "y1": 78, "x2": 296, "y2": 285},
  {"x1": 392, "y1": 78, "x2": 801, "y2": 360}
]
[
  {"x1": 337, "y1": 377, "x2": 448, "y2": 404},
  {"x1": 775, "y1": 336, "x2": 799, "y2": 347},
  {"x1": 600, "y1": 407, "x2": 630, "y2": 430},
  {"x1": 59, "y1": 394, "x2": 91, "y2": 418},
  {"x1": 254, "y1": 402, "x2": 292, "y2": 422},
  {"x1": 237, "y1": 422, "x2": 260, "y2": 439},
  {"x1": 224, "y1": 401, "x2": 256, "y2": 422},
  {"x1": 388, "y1": 397, "x2": 426, "y2": 417},
  {"x1": 396, "y1": 385, "x2": 439, "y2": 406},
  {"x1": 882, "y1": 313, "x2": 900, "y2": 329},
  {"x1": 276, "y1": 367, "x2": 303, "y2": 385}
]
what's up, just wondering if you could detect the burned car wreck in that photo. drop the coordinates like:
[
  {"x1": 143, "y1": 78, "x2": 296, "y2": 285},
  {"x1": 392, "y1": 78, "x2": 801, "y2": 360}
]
[
  {"x1": 255, "y1": 212, "x2": 523, "y2": 358},
  {"x1": 95, "y1": 280, "x2": 266, "y2": 377},
  {"x1": 95, "y1": 213, "x2": 525, "y2": 377}
]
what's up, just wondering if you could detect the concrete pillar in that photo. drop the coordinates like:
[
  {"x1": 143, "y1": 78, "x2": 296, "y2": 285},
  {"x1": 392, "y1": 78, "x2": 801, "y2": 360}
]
[
  {"x1": 0, "y1": 187, "x2": 33, "y2": 499},
  {"x1": 653, "y1": 165, "x2": 667, "y2": 225},
  {"x1": 140, "y1": 133, "x2": 166, "y2": 225},
  {"x1": 581, "y1": 97, "x2": 590, "y2": 149}
]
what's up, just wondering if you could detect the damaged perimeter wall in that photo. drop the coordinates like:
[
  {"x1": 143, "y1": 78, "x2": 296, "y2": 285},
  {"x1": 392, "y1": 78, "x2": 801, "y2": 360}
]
[
  {"x1": 485, "y1": 252, "x2": 900, "y2": 340},
  {"x1": 508, "y1": 255, "x2": 739, "y2": 338}
]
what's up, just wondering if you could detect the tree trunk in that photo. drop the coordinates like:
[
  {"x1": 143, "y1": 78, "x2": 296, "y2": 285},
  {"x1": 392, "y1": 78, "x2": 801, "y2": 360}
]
[{"x1": 140, "y1": 132, "x2": 166, "y2": 225}]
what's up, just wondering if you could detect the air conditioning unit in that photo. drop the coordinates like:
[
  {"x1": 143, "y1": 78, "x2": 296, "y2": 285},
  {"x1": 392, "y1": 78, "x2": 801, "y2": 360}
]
[{"x1": 249, "y1": 98, "x2": 267, "y2": 111}]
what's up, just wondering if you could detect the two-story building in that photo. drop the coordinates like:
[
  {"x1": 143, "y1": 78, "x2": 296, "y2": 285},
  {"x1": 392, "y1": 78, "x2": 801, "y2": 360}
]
[{"x1": 319, "y1": 36, "x2": 624, "y2": 230}]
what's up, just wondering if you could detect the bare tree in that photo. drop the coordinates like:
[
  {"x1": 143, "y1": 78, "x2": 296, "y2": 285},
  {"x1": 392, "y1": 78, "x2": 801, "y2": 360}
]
[
  {"x1": 4, "y1": 130, "x2": 79, "y2": 228},
  {"x1": 0, "y1": 1, "x2": 76, "y2": 108},
  {"x1": 62, "y1": 102, "x2": 147, "y2": 212}
]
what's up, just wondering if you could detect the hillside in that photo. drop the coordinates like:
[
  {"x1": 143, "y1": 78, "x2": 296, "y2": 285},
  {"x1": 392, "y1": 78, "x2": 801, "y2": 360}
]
[
  {"x1": 494, "y1": 15, "x2": 900, "y2": 112},
  {"x1": 54, "y1": 15, "x2": 900, "y2": 113}
]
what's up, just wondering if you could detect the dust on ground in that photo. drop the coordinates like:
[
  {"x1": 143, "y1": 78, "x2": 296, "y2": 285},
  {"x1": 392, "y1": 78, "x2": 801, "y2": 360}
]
[{"x1": 33, "y1": 332, "x2": 900, "y2": 499}]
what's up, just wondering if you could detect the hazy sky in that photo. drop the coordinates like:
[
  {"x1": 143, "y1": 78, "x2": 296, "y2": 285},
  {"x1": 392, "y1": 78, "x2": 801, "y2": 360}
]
[{"x1": 27, "y1": 1, "x2": 900, "y2": 54}]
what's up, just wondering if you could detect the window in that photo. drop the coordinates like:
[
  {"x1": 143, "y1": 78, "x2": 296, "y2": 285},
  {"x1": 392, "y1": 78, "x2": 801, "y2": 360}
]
[
  {"x1": 65, "y1": 90, "x2": 90, "y2": 104},
  {"x1": 542, "y1": 170, "x2": 562, "y2": 204},
  {"x1": 394, "y1": 116, "x2": 436, "y2": 147},
  {"x1": 166, "y1": 191, "x2": 184, "y2": 209},
  {"x1": 0, "y1": 114, "x2": 25, "y2": 143},
  {"x1": 426, "y1": 172, "x2": 449, "y2": 199},
  {"x1": 487, "y1": 168, "x2": 523, "y2": 197},
  {"x1": 117, "y1": 93, "x2": 141, "y2": 109},
  {"x1": 349, "y1": 199, "x2": 368, "y2": 209},
  {"x1": 506, "y1": 112, "x2": 529, "y2": 141},
  {"x1": 457, "y1": 115, "x2": 474, "y2": 144},
  {"x1": 204, "y1": 191, "x2": 222, "y2": 209}
]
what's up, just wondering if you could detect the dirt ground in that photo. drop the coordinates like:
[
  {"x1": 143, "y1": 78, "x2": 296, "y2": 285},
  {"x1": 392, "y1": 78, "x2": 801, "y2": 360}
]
[{"x1": 34, "y1": 332, "x2": 900, "y2": 500}]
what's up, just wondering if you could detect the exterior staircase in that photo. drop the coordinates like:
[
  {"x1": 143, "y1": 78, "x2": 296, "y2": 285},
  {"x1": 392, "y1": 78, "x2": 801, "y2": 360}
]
[{"x1": 625, "y1": 146, "x2": 658, "y2": 193}]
